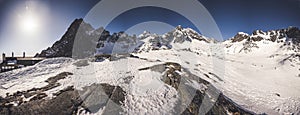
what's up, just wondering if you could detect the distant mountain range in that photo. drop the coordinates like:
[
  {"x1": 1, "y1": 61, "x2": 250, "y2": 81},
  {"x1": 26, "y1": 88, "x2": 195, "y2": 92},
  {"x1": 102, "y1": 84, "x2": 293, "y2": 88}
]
[{"x1": 36, "y1": 18, "x2": 300, "y2": 59}]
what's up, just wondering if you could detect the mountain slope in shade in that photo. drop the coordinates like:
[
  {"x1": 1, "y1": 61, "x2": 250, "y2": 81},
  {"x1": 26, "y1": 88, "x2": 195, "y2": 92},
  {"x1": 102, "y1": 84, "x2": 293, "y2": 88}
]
[
  {"x1": 36, "y1": 19, "x2": 85, "y2": 58},
  {"x1": 36, "y1": 19, "x2": 119, "y2": 58},
  {"x1": 4, "y1": 19, "x2": 299, "y2": 114}
]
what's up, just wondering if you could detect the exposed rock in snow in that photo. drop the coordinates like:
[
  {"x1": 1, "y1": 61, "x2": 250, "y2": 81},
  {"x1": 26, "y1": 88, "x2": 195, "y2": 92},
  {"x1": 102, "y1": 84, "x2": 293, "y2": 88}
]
[{"x1": 0, "y1": 83, "x2": 125, "y2": 115}]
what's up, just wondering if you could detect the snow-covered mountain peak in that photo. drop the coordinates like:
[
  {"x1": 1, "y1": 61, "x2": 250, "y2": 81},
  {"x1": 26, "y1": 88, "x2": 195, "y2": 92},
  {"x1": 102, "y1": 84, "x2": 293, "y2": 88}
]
[
  {"x1": 230, "y1": 32, "x2": 250, "y2": 43},
  {"x1": 138, "y1": 31, "x2": 152, "y2": 38},
  {"x1": 229, "y1": 27, "x2": 300, "y2": 44},
  {"x1": 134, "y1": 26, "x2": 212, "y2": 53},
  {"x1": 237, "y1": 32, "x2": 249, "y2": 35},
  {"x1": 224, "y1": 27, "x2": 300, "y2": 55},
  {"x1": 173, "y1": 26, "x2": 210, "y2": 43}
]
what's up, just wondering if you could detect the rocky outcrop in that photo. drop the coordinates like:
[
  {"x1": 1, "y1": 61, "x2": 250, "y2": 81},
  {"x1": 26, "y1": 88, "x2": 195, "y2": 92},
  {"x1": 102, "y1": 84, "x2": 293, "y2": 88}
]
[
  {"x1": 286, "y1": 27, "x2": 300, "y2": 39},
  {"x1": 139, "y1": 62, "x2": 254, "y2": 115},
  {"x1": 286, "y1": 27, "x2": 300, "y2": 45},
  {"x1": 231, "y1": 32, "x2": 250, "y2": 43},
  {"x1": 0, "y1": 72, "x2": 126, "y2": 115}
]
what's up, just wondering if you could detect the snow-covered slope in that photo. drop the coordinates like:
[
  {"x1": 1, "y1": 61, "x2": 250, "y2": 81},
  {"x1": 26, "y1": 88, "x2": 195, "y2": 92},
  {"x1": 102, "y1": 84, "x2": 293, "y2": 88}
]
[
  {"x1": 133, "y1": 39, "x2": 300, "y2": 115},
  {"x1": 1, "y1": 20, "x2": 300, "y2": 115},
  {"x1": 0, "y1": 57, "x2": 254, "y2": 115}
]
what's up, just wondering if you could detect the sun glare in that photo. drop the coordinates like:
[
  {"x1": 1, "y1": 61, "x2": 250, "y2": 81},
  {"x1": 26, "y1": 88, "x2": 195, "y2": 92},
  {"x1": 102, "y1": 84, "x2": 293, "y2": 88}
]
[
  {"x1": 21, "y1": 15, "x2": 39, "y2": 33},
  {"x1": 17, "y1": 5, "x2": 40, "y2": 35}
]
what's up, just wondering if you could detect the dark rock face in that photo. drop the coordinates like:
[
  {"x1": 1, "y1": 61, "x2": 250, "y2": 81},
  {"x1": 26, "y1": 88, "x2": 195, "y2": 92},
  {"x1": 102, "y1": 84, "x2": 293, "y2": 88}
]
[
  {"x1": 96, "y1": 29, "x2": 111, "y2": 48},
  {"x1": 36, "y1": 18, "x2": 132, "y2": 58},
  {"x1": 232, "y1": 33, "x2": 249, "y2": 42},
  {"x1": 36, "y1": 19, "x2": 86, "y2": 58},
  {"x1": 77, "y1": 83, "x2": 126, "y2": 114},
  {"x1": 270, "y1": 35, "x2": 277, "y2": 42},
  {"x1": 251, "y1": 36, "x2": 264, "y2": 41},
  {"x1": 180, "y1": 73, "x2": 253, "y2": 114},
  {"x1": 286, "y1": 27, "x2": 300, "y2": 45},
  {"x1": 161, "y1": 62, "x2": 182, "y2": 89},
  {"x1": 0, "y1": 86, "x2": 80, "y2": 115},
  {"x1": 35, "y1": 19, "x2": 110, "y2": 58},
  {"x1": 181, "y1": 86, "x2": 254, "y2": 115},
  {"x1": 286, "y1": 27, "x2": 300, "y2": 39},
  {"x1": 0, "y1": 72, "x2": 77, "y2": 115},
  {"x1": 0, "y1": 72, "x2": 126, "y2": 115}
]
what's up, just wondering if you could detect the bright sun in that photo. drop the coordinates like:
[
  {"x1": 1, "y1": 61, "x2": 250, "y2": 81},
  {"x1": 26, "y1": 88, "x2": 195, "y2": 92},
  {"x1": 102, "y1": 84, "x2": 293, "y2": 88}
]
[
  {"x1": 21, "y1": 15, "x2": 39, "y2": 33},
  {"x1": 18, "y1": 6, "x2": 40, "y2": 34}
]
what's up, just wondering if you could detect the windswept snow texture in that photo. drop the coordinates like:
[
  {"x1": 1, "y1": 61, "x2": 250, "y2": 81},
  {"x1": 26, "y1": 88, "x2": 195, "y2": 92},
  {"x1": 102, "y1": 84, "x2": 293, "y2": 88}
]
[{"x1": 1, "y1": 25, "x2": 300, "y2": 115}]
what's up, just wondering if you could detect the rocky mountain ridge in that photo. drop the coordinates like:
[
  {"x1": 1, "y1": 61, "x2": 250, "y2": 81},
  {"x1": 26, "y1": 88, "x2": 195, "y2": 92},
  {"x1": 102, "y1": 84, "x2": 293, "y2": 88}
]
[
  {"x1": 226, "y1": 27, "x2": 300, "y2": 53},
  {"x1": 36, "y1": 18, "x2": 300, "y2": 58}
]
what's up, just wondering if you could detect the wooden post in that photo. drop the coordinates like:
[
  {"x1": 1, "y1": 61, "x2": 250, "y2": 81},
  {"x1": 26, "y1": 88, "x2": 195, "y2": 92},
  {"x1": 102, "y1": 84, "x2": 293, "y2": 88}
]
[
  {"x1": 12, "y1": 52, "x2": 14, "y2": 57},
  {"x1": 23, "y1": 52, "x2": 25, "y2": 58},
  {"x1": 2, "y1": 53, "x2": 5, "y2": 61}
]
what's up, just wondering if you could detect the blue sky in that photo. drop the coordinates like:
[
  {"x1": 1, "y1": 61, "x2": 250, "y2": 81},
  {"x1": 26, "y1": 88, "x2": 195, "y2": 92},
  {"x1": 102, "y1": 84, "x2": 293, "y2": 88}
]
[
  {"x1": 199, "y1": 0, "x2": 300, "y2": 38},
  {"x1": 0, "y1": 0, "x2": 299, "y2": 56}
]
